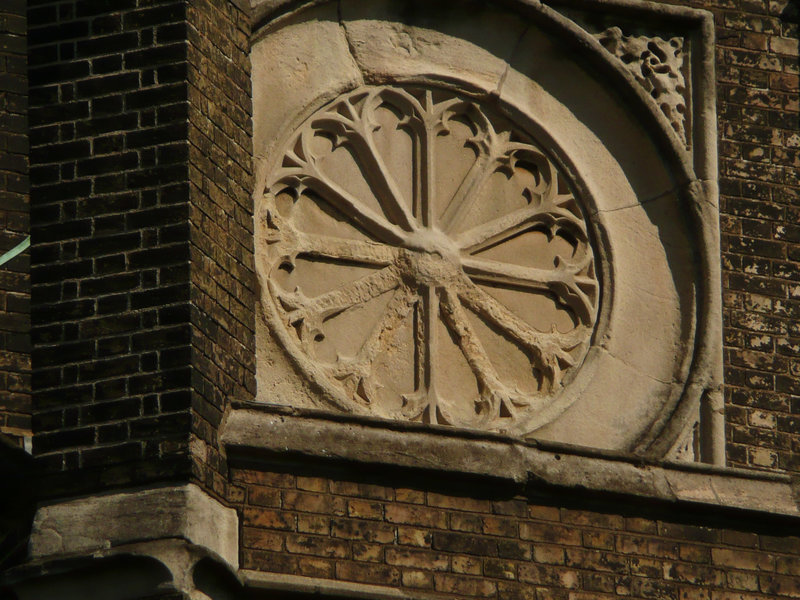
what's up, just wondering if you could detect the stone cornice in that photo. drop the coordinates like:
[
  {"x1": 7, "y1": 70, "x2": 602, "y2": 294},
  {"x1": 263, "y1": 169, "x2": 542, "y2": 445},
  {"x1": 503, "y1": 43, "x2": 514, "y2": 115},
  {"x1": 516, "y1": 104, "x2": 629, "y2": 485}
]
[{"x1": 223, "y1": 402, "x2": 800, "y2": 520}]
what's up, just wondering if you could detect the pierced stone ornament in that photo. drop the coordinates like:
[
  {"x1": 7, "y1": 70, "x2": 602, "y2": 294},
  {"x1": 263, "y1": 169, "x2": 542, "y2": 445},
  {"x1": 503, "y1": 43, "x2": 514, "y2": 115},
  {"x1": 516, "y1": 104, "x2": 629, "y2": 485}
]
[
  {"x1": 256, "y1": 85, "x2": 599, "y2": 433},
  {"x1": 593, "y1": 27, "x2": 688, "y2": 145}
]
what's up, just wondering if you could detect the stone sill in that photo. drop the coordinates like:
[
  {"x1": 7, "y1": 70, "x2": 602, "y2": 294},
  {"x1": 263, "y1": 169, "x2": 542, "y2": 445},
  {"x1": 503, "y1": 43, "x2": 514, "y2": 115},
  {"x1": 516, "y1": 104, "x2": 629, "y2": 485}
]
[
  {"x1": 241, "y1": 570, "x2": 411, "y2": 599},
  {"x1": 223, "y1": 402, "x2": 800, "y2": 520}
]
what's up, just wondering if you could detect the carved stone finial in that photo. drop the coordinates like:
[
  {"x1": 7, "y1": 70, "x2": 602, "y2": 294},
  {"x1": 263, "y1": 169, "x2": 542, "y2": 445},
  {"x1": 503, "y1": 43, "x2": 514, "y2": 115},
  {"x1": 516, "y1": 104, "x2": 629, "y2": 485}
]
[
  {"x1": 256, "y1": 85, "x2": 599, "y2": 433},
  {"x1": 594, "y1": 27, "x2": 688, "y2": 145}
]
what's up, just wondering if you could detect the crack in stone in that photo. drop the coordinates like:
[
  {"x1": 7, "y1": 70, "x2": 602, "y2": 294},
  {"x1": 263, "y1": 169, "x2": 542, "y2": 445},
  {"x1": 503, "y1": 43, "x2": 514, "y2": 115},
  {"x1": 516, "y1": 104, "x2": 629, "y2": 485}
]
[
  {"x1": 599, "y1": 347, "x2": 680, "y2": 387},
  {"x1": 337, "y1": 0, "x2": 365, "y2": 85},
  {"x1": 494, "y1": 25, "x2": 531, "y2": 99},
  {"x1": 590, "y1": 186, "x2": 681, "y2": 216}
]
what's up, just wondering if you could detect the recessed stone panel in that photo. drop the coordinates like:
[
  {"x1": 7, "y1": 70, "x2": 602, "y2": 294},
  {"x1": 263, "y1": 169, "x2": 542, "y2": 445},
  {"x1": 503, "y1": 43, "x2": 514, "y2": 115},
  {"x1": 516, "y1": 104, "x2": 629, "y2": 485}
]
[{"x1": 250, "y1": 0, "x2": 721, "y2": 461}]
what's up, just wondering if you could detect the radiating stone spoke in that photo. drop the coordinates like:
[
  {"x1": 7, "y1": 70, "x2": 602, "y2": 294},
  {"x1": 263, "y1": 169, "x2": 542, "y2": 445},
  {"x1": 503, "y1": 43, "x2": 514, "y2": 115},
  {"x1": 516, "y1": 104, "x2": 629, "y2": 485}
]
[
  {"x1": 330, "y1": 288, "x2": 415, "y2": 404},
  {"x1": 458, "y1": 278, "x2": 586, "y2": 391},
  {"x1": 415, "y1": 130, "x2": 436, "y2": 228},
  {"x1": 438, "y1": 112, "x2": 501, "y2": 233},
  {"x1": 440, "y1": 288, "x2": 529, "y2": 423},
  {"x1": 298, "y1": 234, "x2": 399, "y2": 267},
  {"x1": 276, "y1": 266, "x2": 401, "y2": 343},
  {"x1": 440, "y1": 140, "x2": 557, "y2": 235},
  {"x1": 462, "y1": 258, "x2": 557, "y2": 292},
  {"x1": 461, "y1": 256, "x2": 595, "y2": 326},
  {"x1": 272, "y1": 168, "x2": 409, "y2": 246},
  {"x1": 312, "y1": 104, "x2": 417, "y2": 232},
  {"x1": 401, "y1": 285, "x2": 443, "y2": 424},
  {"x1": 261, "y1": 196, "x2": 399, "y2": 268}
]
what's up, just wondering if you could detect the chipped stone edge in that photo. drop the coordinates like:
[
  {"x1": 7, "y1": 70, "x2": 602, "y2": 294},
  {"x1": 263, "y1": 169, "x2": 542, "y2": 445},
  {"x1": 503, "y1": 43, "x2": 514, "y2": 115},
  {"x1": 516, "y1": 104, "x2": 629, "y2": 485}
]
[
  {"x1": 28, "y1": 483, "x2": 239, "y2": 571},
  {"x1": 223, "y1": 403, "x2": 800, "y2": 520}
]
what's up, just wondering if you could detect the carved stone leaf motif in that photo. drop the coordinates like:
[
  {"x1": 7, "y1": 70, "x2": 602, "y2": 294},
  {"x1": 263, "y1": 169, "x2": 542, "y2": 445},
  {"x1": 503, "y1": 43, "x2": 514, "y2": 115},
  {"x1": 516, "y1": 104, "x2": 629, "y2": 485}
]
[
  {"x1": 256, "y1": 85, "x2": 599, "y2": 433},
  {"x1": 594, "y1": 27, "x2": 688, "y2": 145}
]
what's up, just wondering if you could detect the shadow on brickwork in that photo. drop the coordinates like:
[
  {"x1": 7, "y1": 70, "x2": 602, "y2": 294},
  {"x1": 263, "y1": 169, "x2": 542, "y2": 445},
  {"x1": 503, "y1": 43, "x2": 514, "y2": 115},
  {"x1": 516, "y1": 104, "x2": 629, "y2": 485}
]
[{"x1": 0, "y1": 435, "x2": 36, "y2": 575}]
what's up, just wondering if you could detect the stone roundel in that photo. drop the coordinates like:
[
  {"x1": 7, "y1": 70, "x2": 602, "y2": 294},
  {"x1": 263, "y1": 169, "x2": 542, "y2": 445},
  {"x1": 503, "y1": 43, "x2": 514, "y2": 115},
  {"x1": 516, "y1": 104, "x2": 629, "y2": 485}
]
[{"x1": 256, "y1": 85, "x2": 600, "y2": 433}]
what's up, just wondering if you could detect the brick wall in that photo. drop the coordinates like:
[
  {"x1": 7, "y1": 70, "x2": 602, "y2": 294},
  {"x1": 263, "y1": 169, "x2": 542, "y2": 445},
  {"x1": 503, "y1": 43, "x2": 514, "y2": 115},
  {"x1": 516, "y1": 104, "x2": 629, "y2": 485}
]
[
  {"x1": 0, "y1": 0, "x2": 29, "y2": 448},
  {"x1": 709, "y1": 0, "x2": 800, "y2": 471},
  {"x1": 15, "y1": 0, "x2": 800, "y2": 543},
  {"x1": 231, "y1": 467, "x2": 800, "y2": 600},
  {"x1": 186, "y1": 0, "x2": 255, "y2": 500},
  {"x1": 28, "y1": 0, "x2": 194, "y2": 494},
  {"x1": 27, "y1": 0, "x2": 253, "y2": 500},
  {"x1": 8, "y1": 0, "x2": 800, "y2": 596}
]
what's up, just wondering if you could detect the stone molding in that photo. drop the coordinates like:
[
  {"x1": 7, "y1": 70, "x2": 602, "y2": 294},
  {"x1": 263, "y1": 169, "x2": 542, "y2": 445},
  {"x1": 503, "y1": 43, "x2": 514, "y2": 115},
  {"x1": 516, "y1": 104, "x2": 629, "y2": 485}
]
[
  {"x1": 28, "y1": 484, "x2": 239, "y2": 571},
  {"x1": 593, "y1": 27, "x2": 688, "y2": 144},
  {"x1": 3, "y1": 540, "x2": 240, "y2": 600},
  {"x1": 222, "y1": 403, "x2": 800, "y2": 520}
]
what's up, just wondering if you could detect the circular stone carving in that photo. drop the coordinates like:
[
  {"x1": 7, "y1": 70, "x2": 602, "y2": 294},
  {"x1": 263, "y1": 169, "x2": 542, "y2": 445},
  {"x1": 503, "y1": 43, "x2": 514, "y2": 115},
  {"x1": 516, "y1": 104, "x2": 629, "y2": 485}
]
[{"x1": 256, "y1": 85, "x2": 599, "y2": 433}]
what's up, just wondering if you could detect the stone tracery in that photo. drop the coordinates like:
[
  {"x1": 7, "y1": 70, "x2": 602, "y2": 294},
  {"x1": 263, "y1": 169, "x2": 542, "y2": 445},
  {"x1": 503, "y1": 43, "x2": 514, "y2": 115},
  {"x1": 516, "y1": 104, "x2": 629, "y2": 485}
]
[
  {"x1": 256, "y1": 85, "x2": 599, "y2": 432},
  {"x1": 593, "y1": 27, "x2": 688, "y2": 145}
]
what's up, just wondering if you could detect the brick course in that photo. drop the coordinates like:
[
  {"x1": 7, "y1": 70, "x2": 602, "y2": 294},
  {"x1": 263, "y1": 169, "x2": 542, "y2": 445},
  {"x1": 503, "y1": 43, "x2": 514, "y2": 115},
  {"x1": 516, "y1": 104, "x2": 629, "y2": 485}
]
[
  {"x1": 28, "y1": 0, "x2": 194, "y2": 494},
  {"x1": 0, "y1": 0, "x2": 30, "y2": 447},
  {"x1": 232, "y1": 467, "x2": 800, "y2": 599},
  {"x1": 186, "y1": 0, "x2": 255, "y2": 500}
]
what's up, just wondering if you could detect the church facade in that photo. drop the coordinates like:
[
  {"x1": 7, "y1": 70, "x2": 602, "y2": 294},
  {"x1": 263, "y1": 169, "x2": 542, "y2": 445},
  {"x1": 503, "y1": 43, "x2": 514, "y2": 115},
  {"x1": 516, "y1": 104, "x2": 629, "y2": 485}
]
[{"x1": 2, "y1": 0, "x2": 800, "y2": 598}]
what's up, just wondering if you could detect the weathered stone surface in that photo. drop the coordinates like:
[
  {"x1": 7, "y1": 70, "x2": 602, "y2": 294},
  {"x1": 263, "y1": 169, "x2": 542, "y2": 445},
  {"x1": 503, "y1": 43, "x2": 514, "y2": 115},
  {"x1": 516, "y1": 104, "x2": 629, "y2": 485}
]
[
  {"x1": 338, "y1": 0, "x2": 525, "y2": 93},
  {"x1": 251, "y1": 2, "x2": 362, "y2": 162},
  {"x1": 29, "y1": 484, "x2": 239, "y2": 570}
]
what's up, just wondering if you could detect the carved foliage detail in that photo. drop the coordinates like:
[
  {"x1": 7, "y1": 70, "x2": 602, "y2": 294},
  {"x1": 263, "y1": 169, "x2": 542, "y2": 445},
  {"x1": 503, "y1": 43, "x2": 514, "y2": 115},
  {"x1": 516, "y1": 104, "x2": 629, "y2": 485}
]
[
  {"x1": 595, "y1": 27, "x2": 687, "y2": 145},
  {"x1": 256, "y1": 86, "x2": 599, "y2": 433}
]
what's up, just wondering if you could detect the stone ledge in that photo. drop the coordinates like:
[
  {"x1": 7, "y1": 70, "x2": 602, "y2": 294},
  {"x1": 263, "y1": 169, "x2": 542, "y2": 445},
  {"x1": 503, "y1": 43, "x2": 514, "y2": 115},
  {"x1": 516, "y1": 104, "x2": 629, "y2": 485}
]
[
  {"x1": 223, "y1": 403, "x2": 800, "y2": 519},
  {"x1": 241, "y1": 569, "x2": 412, "y2": 599},
  {"x1": 28, "y1": 484, "x2": 239, "y2": 570}
]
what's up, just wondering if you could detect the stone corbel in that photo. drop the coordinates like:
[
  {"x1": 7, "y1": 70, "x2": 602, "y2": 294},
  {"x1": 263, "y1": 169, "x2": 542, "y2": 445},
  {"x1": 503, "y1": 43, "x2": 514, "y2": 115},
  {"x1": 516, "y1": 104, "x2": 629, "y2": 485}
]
[{"x1": 2, "y1": 484, "x2": 239, "y2": 600}]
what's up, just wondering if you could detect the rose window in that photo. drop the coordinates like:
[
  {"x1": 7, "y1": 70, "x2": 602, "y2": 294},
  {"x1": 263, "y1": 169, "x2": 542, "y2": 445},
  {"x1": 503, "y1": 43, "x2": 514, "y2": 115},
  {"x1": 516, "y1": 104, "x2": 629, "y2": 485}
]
[{"x1": 256, "y1": 85, "x2": 599, "y2": 433}]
